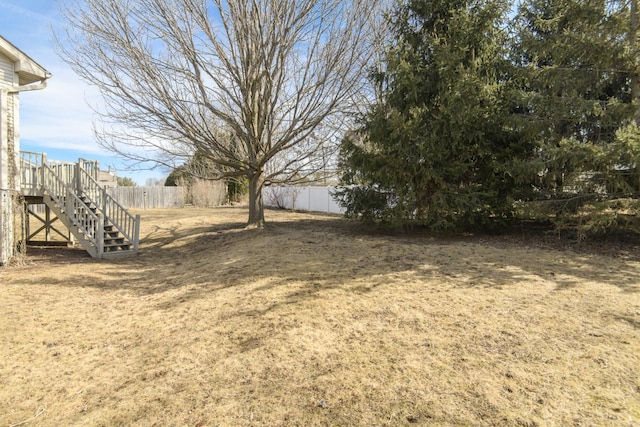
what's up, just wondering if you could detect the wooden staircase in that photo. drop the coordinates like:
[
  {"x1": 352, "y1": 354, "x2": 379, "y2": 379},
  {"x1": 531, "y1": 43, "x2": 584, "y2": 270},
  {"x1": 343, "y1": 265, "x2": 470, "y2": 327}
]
[{"x1": 20, "y1": 151, "x2": 140, "y2": 259}]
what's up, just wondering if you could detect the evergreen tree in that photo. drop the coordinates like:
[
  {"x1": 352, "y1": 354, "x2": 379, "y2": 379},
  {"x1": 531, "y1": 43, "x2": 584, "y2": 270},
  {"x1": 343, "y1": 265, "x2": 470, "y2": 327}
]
[
  {"x1": 337, "y1": 0, "x2": 536, "y2": 230},
  {"x1": 513, "y1": 0, "x2": 640, "y2": 201},
  {"x1": 164, "y1": 166, "x2": 188, "y2": 186},
  {"x1": 117, "y1": 176, "x2": 137, "y2": 187}
]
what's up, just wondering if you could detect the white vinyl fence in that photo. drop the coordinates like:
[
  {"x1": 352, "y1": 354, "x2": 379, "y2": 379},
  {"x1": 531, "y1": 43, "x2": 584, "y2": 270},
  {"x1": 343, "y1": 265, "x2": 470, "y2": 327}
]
[{"x1": 263, "y1": 186, "x2": 345, "y2": 214}]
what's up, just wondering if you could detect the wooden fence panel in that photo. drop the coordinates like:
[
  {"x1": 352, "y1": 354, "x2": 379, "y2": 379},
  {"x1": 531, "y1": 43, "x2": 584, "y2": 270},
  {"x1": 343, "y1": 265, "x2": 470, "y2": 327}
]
[{"x1": 107, "y1": 186, "x2": 185, "y2": 209}]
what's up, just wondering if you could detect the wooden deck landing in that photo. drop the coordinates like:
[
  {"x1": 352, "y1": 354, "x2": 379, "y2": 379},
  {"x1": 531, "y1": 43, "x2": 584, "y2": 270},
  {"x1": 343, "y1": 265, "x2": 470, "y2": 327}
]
[{"x1": 19, "y1": 151, "x2": 140, "y2": 259}]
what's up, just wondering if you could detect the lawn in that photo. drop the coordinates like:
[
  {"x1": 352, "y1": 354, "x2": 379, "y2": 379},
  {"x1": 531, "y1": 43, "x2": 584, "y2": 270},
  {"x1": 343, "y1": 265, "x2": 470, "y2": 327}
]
[{"x1": 1, "y1": 207, "x2": 639, "y2": 426}]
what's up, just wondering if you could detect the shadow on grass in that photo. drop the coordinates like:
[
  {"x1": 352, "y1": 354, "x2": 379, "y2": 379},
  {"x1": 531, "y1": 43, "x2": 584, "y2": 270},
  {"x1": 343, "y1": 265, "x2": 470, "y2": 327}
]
[{"x1": 18, "y1": 211, "x2": 640, "y2": 306}]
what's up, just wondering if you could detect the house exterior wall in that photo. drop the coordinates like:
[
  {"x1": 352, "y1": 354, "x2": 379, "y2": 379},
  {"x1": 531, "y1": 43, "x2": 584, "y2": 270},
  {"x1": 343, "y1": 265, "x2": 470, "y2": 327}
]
[
  {"x1": 0, "y1": 53, "x2": 17, "y2": 191},
  {"x1": 0, "y1": 89, "x2": 10, "y2": 265},
  {"x1": 0, "y1": 37, "x2": 48, "y2": 266},
  {"x1": 98, "y1": 169, "x2": 118, "y2": 188},
  {"x1": 0, "y1": 53, "x2": 21, "y2": 265},
  {"x1": 0, "y1": 54, "x2": 14, "y2": 86}
]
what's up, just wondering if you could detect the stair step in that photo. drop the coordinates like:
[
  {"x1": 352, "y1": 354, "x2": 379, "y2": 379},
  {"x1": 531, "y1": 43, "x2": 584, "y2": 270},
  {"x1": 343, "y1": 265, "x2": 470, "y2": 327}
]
[
  {"x1": 41, "y1": 176, "x2": 138, "y2": 259},
  {"x1": 104, "y1": 243, "x2": 131, "y2": 252},
  {"x1": 104, "y1": 238, "x2": 125, "y2": 244}
]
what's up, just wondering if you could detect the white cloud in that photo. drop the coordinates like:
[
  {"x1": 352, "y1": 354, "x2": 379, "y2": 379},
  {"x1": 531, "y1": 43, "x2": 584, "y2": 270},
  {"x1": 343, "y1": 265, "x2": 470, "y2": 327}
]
[
  {"x1": 0, "y1": 1, "x2": 102, "y2": 154},
  {"x1": 1, "y1": 1, "x2": 168, "y2": 184},
  {"x1": 19, "y1": 67, "x2": 102, "y2": 154},
  {"x1": 0, "y1": 1, "x2": 60, "y2": 24}
]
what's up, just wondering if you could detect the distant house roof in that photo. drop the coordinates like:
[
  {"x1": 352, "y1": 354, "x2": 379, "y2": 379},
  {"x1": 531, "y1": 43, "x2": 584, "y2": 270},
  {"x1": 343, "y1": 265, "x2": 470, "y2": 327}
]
[{"x1": 0, "y1": 35, "x2": 50, "y2": 86}]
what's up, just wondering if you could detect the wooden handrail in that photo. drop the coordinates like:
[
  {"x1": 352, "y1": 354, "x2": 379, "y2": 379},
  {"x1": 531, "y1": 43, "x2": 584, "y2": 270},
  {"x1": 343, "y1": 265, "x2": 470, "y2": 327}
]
[
  {"x1": 43, "y1": 164, "x2": 102, "y2": 252},
  {"x1": 78, "y1": 166, "x2": 140, "y2": 250},
  {"x1": 20, "y1": 151, "x2": 140, "y2": 257},
  {"x1": 19, "y1": 151, "x2": 45, "y2": 193}
]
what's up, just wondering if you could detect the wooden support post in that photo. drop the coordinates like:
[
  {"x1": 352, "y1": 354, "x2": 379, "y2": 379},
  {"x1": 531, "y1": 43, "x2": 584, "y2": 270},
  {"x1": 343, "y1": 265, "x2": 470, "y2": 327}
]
[
  {"x1": 65, "y1": 187, "x2": 74, "y2": 223},
  {"x1": 68, "y1": 226, "x2": 75, "y2": 247},
  {"x1": 101, "y1": 186, "x2": 107, "y2": 216},
  {"x1": 75, "y1": 161, "x2": 82, "y2": 196},
  {"x1": 24, "y1": 202, "x2": 30, "y2": 244},
  {"x1": 133, "y1": 214, "x2": 141, "y2": 252},
  {"x1": 40, "y1": 153, "x2": 46, "y2": 190},
  {"x1": 45, "y1": 205, "x2": 51, "y2": 242},
  {"x1": 97, "y1": 213, "x2": 104, "y2": 258}
]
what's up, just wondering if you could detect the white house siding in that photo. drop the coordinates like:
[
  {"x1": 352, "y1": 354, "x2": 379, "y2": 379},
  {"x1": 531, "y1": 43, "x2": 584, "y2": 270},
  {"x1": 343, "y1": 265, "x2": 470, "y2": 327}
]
[
  {"x1": 0, "y1": 89, "x2": 11, "y2": 265},
  {"x1": 1, "y1": 48, "x2": 22, "y2": 195},
  {"x1": 0, "y1": 37, "x2": 48, "y2": 265},
  {"x1": 7, "y1": 91, "x2": 18, "y2": 190},
  {"x1": 0, "y1": 54, "x2": 15, "y2": 87},
  {"x1": 0, "y1": 192, "x2": 10, "y2": 265},
  {"x1": 0, "y1": 53, "x2": 18, "y2": 265},
  {"x1": 0, "y1": 54, "x2": 14, "y2": 191}
]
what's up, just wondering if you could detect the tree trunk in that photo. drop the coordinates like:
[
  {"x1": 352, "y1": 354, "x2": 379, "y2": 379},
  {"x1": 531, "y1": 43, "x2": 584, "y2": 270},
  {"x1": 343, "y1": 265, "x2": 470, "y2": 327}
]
[
  {"x1": 631, "y1": 0, "x2": 640, "y2": 125},
  {"x1": 247, "y1": 170, "x2": 266, "y2": 228}
]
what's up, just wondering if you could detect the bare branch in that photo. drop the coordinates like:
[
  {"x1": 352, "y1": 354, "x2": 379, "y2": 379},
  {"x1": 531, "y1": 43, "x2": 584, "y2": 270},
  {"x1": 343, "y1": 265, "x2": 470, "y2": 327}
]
[{"x1": 56, "y1": 0, "x2": 389, "y2": 224}]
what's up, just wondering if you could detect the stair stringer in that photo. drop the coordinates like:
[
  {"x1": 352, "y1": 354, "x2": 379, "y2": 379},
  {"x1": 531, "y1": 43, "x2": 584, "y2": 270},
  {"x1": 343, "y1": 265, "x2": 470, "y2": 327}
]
[
  {"x1": 26, "y1": 156, "x2": 139, "y2": 259},
  {"x1": 42, "y1": 194, "x2": 101, "y2": 258},
  {"x1": 77, "y1": 168, "x2": 140, "y2": 257}
]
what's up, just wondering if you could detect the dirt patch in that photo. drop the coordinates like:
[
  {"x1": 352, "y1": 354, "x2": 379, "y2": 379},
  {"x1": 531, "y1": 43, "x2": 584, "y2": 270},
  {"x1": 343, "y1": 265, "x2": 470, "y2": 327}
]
[{"x1": 1, "y1": 207, "x2": 639, "y2": 426}]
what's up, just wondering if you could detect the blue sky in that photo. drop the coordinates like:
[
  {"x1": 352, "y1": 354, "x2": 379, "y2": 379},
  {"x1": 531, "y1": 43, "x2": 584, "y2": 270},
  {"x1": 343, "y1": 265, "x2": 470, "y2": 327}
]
[{"x1": 0, "y1": 0, "x2": 167, "y2": 185}]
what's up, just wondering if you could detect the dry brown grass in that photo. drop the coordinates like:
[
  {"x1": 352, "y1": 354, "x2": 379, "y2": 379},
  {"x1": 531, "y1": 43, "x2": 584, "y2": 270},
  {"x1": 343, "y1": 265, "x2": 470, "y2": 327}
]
[{"x1": 1, "y1": 207, "x2": 639, "y2": 426}]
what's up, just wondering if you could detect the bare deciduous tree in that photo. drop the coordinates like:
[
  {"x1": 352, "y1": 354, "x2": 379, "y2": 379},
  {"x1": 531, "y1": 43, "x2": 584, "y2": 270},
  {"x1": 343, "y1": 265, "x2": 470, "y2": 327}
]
[{"x1": 56, "y1": 0, "x2": 386, "y2": 227}]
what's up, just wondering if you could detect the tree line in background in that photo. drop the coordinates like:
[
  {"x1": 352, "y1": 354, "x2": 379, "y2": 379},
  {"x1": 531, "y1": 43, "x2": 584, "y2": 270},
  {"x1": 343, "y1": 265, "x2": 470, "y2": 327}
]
[
  {"x1": 58, "y1": 0, "x2": 640, "y2": 236},
  {"x1": 164, "y1": 151, "x2": 249, "y2": 204},
  {"x1": 336, "y1": 0, "x2": 640, "y2": 237},
  {"x1": 114, "y1": 152, "x2": 250, "y2": 204}
]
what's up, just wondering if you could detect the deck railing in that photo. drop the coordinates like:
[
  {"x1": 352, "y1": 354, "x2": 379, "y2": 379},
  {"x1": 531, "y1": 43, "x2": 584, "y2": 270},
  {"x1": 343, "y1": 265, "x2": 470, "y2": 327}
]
[
  {"x1": 19, "y1": 150, "x2": 139, "y2": 256},
  {"x1": 43, "y1": 162, "x2": 103, "y2": 257},
  {"x1": 20, "y1": 151, "x2": 76, "y2": 196},
  {"x1": 19, "y1": 151, "x2": 45, "y2": 195},
  {"x1": 79, "y1": 158, "x2": 99, "y2": 182}
]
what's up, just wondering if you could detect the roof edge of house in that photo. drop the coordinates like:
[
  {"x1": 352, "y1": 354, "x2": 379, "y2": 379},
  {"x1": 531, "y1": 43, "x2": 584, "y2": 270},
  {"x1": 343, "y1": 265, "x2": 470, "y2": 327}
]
[{"x1": 0, "y1": 35, "x2": 51, "y2": 86}]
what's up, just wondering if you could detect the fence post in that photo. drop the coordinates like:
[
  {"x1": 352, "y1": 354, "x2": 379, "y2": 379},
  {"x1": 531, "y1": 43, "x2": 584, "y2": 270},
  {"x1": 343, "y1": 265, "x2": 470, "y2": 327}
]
[{"x1": 328, "y1": 186, "x2": 331, "y2": 213}]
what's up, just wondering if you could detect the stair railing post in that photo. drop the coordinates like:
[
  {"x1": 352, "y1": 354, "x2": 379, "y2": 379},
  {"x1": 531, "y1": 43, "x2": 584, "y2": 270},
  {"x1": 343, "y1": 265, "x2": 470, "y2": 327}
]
[
  {"x1": 102, "y1": 186, "x2": 107, "y2": 218},
  {"x1": 74, "y1": 160, "x2": 79, "y2": 196},
  {"x1": 97, "y1": 213, "x2": 104, "y2": 258},
  {"x1": 40, "y1": 153, "x2": 47, "y2": 191},
  {"x1": 133, "y1": 214, "x2": 140, "y2": 252},
  {"x1": 65, "y1": 185, "x2": 74, "y2": 222}
]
